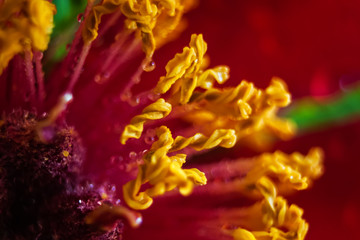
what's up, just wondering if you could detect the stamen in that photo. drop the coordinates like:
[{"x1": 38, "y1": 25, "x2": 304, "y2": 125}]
[
  {"x1": 83, "y1": 0, "x2": 124, "y2": 44},
  {"x1": 123, "y1": 126, "x2": 207, "y2": 210},
  {"x1": 217, "y1": 148, "x2": 324, "y2": 240},
  {"x1": 36, "y1": 92, "x2": 73, "y2": 142},
  {"x1": 85, "y1": 204, "x2": 142, "y2": 230},
  {"x1": 95, "y1": 30, "x2": 131, "y2": 84},
  {"x1": 170, "y1": 129, "x2": 237, "y2": 151},
  {"x1": 34, "y1": 50, "x2": 45, "y2": 102},
  {"x1": 83, "y1": 0, "x2": 195, "y2": 59},
  {"x1": 66, "y1": 44, "x2": 91, "y2": 93},
  {"x1": 0, "y1": 0, "x2": 56, "y2": 74},
  {"x1": 24, "y1": 49, "x2": 36, "y2": 103},
  {"x1": 241, "y1": 148, "x2": 324, "y2": 194},
  {"x1": 231, "y1": 197, "x2": 309, "y2": 240},
  {"x1": 121, "y1": 98, "x2": 172, "y2": 144}
]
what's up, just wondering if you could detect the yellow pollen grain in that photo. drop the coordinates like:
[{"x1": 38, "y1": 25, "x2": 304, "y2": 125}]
[{"x1": 62, "y1": 150, "x2": 70, "y2": 157}]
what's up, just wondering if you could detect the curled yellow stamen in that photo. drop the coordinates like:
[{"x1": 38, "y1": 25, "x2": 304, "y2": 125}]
[
  {"x1": 232, "y1": 197, "x2": 309, "y2": 240},
  {"x1": 121, "y1": 98, "x2": 171, "y2": 144},
  {"x1": 83, "y1": 0, "x2": 195, "y2": 58},
  {"x1": 0, "y1": 0, "x2": 56, "y2": 73},
  {"x1": 227, "y1": 148, "x2": 323, "y2": 240},
  {"x1": 179, "y1": 77, "x2": 295, "y2": 145},
  {"x1": 154, "y1": 34, "x2": 229, "y2": 104},
  {"x1": 123, "y1": 126, "x2": 207, "y2": 210},
  {"x1": 82, "y1": 0, "x2": 122, "y2": 44},
  {"x1": 243, "y1": 147, "x2": 324, "y2": 193},
  {"x1": 170, "y1": 129, "x2": 237, "y2": 152}
]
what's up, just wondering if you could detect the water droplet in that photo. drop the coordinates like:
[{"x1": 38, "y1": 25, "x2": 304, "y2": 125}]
[
  {"x1": 144, "y1": 136, "x2": 154, "y2": 145},
  {"x1": 63, "y1": 92, "x2": 73, "y2": 103},
  {"x1": 129, "y1": 96, "x2": 140, "y2": 106},
  {"x1": 77, "y1": 13, "x2": 84, "y2": 23},
  {"x1": 135, "y1": 215, "x2": 143, "y2": 225},
  {"x1": 129, "y1": 151, "x2": 137, "y2": 160},
  {"x1": 143, "y1": 60, "x2": 156, "y2": 72},
  {"x1": 144, "y1": 129, "x2": 156, "y2": 145}
]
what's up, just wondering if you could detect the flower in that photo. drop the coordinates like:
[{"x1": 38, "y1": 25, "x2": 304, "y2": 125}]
[{"x1": 1, "y1": 0, "x2": 359, "y2": 240}]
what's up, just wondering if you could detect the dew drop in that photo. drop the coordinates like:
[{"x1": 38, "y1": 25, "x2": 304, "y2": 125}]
[
  {"x1": 129, "y1": 151, "x2": 137, "y2": 160},
  {"x1": 77, "y1": 13, "x2": 84, "y2": 23},
  {"x1": 135, "y1": 215, "x2": 143, "y2": 226},
  {"x1": 144, "y1": 136, "x2": 155, "y2": 145},
  {"x1": 41, "y1": 112, "x2": 48, "y2": 118},
  {"x1": 62, "y1": 92, "x2": 73, "y2": 103},
  {"x1": 129, "y1": 96, "x2": 140, "y2": 106},
  {"x1": 143, "y1": 60, "x2": 156, "y2": 72}
]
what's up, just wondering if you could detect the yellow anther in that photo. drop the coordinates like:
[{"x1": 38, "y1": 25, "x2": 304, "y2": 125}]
[
  {"x1": 154, "y1": 34, "x2": 230, "y2": 104},
  {"x1": 121, "y1": 98, "x2": 172, "y2": 144},
  {"x1": 83, "y1": 0, "x2": 194, "y2": 58},
  {"x1": 62, "y1": 150, "x2": 70, "y2": 157},
  {"x1": 189, "y1": 80, "x2": 259, "y2": 120},
  {"x1": 233, "y1": 229, "x2": 256, "y2": 240},
  {"x1": 243, "y1": 148, "x2": 324, "y2": 192},
  {"x1": 197, "y1": 66, "x2": 230, "y2": 89},
  {"x1": 226, "y1": 148, "x2": 323, "y2": 240},
  {"x1": 232, "y1": 197, "x2": 309, "y2": 240},
  {"x1": 82, "y1": 0, "x2": 122, "y2": 44},
  {"x1": 170, "y1": 129, "x2": 237, "y2": 152},
  {"x1": 266, "y1": 77, "x2": 291, "y2": 107},
  {"x1": 123, "y1": 126, "x2": 207, "y2": 210},
  {"x1": 0, "y1": 0, "x2": 56, "y2": 73}
]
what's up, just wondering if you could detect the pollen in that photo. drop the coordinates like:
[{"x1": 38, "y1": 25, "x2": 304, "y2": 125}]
[
  {"x1": 123, "y1": 126, "x2": 208, "y2": 210},
  {"x1": 0, "y1": 0, "x2": 56, "y2": 74},
  {"x1": 121, "y1": 35, "x2": 295, "y2": 148},
  {"x1": 121, "y1": 98, "x2": 172, "y2": 144},
  {"x1": 62, "y1": 150, "x2": 70, "y2": 157},
  {"x1": 154, "y1": 34, "x2": 229, "y2": 104},
  {"x1": 121, "y1": 34, "x2": 300, "y2": 211},
  {"x1": 226, "y1": 148, "x2": 323, "y2": 240}
]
